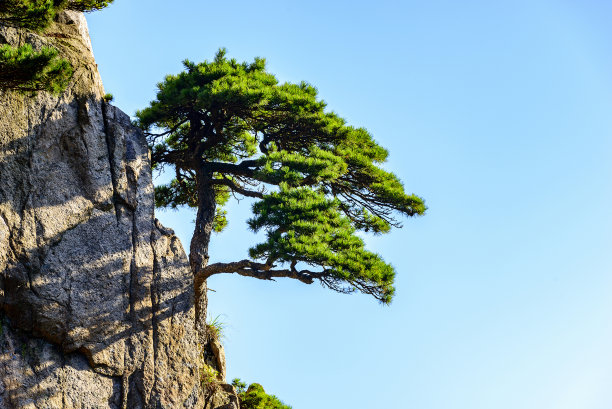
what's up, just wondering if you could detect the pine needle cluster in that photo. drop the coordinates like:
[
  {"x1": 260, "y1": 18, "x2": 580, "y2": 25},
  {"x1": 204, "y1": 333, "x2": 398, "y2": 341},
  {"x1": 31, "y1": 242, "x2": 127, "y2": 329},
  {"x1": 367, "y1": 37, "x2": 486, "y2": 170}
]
[{"x1": 0, "y1": 44, "x2": 72, "y2": 93}]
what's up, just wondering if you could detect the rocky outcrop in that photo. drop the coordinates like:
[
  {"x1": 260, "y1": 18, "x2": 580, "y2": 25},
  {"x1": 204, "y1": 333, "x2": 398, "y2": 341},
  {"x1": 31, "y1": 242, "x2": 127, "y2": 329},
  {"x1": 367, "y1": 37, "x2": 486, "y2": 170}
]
[{"x1": 0, "y1": 11, "x2": 235, "y2": 408}]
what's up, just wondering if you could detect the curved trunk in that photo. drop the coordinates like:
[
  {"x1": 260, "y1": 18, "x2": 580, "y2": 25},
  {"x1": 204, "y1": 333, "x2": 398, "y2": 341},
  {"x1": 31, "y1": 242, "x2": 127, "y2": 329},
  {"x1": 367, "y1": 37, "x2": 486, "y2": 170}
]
[{"x1": 191, "y1": 166, "x2": 217, "y2": 344}]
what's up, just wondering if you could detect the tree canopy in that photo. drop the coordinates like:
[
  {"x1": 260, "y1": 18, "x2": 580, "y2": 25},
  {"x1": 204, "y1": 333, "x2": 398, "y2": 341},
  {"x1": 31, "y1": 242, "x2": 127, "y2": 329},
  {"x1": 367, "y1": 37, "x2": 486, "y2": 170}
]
[
  {"x1": 0, "y1": 0, "x2": 114, "y2": 93},
  {"x1": 137, "y1": 49, "x2": 425, "y2": 305}
]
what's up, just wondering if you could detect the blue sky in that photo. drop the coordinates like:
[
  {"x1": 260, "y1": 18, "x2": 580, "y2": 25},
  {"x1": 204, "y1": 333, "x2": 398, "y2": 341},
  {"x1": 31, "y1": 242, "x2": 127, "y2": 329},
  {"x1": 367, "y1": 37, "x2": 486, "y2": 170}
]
[{"x1": 88, "y1": 1, "x2": 612, "y2": 407}]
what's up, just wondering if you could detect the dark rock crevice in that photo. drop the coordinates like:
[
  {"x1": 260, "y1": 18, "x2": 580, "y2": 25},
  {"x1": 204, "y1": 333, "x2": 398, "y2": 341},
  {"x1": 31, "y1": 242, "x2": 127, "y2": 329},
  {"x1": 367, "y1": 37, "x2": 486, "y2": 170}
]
[{"x1": 101, "y1": 101, "x2": 122, "y2": 222}]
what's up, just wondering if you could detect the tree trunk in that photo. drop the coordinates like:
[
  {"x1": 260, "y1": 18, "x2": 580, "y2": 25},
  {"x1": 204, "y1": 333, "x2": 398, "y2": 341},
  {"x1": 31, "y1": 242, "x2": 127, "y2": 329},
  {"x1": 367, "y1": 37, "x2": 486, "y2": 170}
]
[{"x1": 191, "y1": 166, "x2": 217, "y2": 345}]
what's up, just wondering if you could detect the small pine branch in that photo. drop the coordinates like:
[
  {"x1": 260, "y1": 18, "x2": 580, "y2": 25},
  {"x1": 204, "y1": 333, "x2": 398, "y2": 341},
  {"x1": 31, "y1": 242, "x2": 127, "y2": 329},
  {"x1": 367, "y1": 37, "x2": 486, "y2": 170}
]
[
  {"x1": 0, "y1": 44, "x2": 73, "y2": 94},
  {"x1": 66, "y1": 0, "x2": 114, "y2": 12}
]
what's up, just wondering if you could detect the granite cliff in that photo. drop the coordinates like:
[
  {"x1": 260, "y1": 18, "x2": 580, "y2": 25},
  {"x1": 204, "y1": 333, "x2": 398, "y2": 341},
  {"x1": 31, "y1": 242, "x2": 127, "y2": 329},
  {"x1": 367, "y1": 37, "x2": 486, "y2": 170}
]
[{"x1": 0, "y1": 11, "x2": 234, "y2": 409}]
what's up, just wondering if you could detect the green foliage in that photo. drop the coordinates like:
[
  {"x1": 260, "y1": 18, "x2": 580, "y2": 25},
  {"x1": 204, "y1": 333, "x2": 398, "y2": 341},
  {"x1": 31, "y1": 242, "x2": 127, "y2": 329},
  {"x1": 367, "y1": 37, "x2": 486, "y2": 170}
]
[
  {"x1": 0, "y1": 0, "x2": 113, "y2": 93},
  {"x1": 0, "y1": 0, "x2": 62, "y2": 31},
  {"x1": 199, "y1": 363, "x2": 220, "y2": 394},
  {"x1": 103, "y1": 92, "x2": 114, "y2": 102},
  {"x1": 237, "y1": 383, "x2": 292, "y2": 409},
  {"x1": 231, "y1": 378, "x2": 247, "y2": 394},
  {"x1": 248, "y1": 184, "x2": 396, "y2": 303},
  {"x1": 0, "y1": 43, "x2": 73, "y2": 93},
  {"x1": 0, "y1": 0, "x2": 114, "y2": 31},
  {"x1": 153, "y1": 177, "x2": 230, "y2": 232},
  {"x1": 137, "y1": 49, "x2": 426, "y2": 303},
  {"x1": 66, "y1": 0, "x2": 114, "y2": 12},
  {"x1": 206, "y1": 315, "x2": 226, "y2": 341}
]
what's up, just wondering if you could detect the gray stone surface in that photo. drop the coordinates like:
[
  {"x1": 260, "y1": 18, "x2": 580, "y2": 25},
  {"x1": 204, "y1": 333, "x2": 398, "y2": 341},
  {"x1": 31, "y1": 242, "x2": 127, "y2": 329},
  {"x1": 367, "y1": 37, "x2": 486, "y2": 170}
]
[
  {"x1": 0, "y1": 11, "x2": 232, "y2": 409},
  {"x1": 0, "y1": 316, "x2": 122, "y2": 409}
]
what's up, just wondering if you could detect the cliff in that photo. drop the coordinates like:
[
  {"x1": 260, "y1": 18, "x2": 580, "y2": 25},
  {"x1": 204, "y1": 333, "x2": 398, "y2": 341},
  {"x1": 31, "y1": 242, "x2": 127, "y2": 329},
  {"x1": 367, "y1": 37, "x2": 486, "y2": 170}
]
[{"x1": 0, "y1": 11, "x2": 233, "y2": 409}]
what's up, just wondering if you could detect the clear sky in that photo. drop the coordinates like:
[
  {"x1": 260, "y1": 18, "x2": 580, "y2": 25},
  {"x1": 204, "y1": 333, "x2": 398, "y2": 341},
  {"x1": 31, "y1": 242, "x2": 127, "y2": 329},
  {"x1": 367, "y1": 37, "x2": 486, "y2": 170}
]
[{"x1": 87, "y1": 1, "x2": 612, "y2": 408}]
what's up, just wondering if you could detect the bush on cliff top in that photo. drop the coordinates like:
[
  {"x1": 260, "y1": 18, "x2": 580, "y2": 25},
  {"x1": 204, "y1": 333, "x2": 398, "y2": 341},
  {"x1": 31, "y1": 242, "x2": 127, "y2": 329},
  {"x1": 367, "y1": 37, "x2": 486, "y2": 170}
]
[{"x1": 0, "y1": 0, "x2": 113, "y2": 94}]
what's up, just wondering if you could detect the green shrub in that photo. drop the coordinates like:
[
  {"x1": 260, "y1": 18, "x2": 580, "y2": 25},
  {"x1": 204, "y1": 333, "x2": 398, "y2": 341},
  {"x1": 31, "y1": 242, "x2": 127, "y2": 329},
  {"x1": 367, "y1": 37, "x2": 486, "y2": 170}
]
[
  {"x1": 200, "y1": 363, "x2": 220, "y2": 395},
  {"x1": 233, "y1": 380, "x2": 292, "y2": 409},
  {"x1": 206, "y1": 315, "x2": 225, "y2": 342}
]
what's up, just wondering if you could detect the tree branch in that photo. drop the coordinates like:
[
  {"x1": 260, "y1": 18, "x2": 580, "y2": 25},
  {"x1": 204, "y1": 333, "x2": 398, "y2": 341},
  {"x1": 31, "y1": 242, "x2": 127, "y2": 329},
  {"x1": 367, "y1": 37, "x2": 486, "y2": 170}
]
[
  {"x1": 206, "y1": 160, "x2": 261, "y2": 176},
  {"x1": 198, "y1": 259, "x2": 324, "y2": 284},
  {"x1": 144, "y1": 119, "x2": 188, "y2": 139},
  {"x1": 210, "y1": 178, "x2": 264, "y2": 199}
]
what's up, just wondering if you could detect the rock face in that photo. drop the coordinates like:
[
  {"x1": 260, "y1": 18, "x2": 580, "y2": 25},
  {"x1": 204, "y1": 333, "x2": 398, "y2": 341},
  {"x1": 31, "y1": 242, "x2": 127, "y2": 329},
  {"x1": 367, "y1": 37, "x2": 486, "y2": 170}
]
[{"x1": 0, "y1": 11, "x2": 233, "y2": 409}]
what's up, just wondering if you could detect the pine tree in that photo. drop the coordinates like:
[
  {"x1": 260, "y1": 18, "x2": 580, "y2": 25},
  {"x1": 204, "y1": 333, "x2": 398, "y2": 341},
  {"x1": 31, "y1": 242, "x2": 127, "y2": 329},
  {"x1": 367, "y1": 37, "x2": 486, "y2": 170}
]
[
  {"x1": 137, "y1": 49, "x2": 426, "y2": 307},
  {"x1": 0, "y1": 0, "x2": 113, "y2": 93}
]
